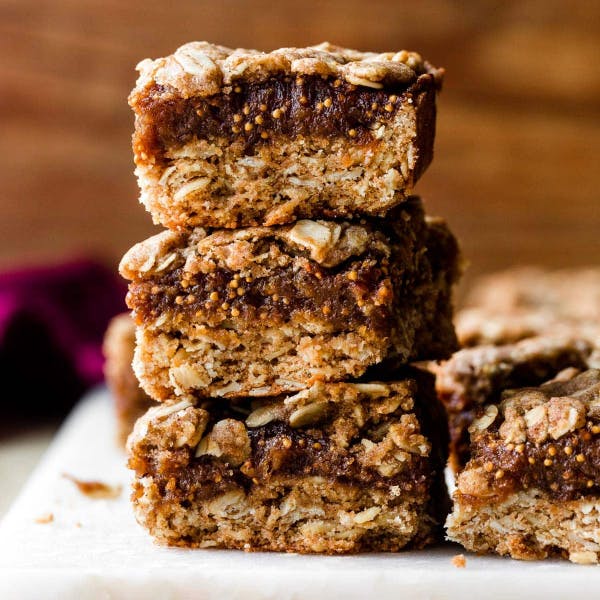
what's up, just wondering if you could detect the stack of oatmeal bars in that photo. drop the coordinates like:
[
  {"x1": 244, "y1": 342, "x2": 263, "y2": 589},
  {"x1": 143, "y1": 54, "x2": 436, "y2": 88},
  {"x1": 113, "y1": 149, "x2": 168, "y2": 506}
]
[{"x1": 118, "y1": 42, "x2": 462, "y2": 553}]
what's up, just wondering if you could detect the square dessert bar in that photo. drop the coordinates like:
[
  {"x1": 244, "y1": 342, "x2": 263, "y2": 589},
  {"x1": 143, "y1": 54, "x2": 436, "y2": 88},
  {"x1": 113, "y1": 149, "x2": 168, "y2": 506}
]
[
  {"x1": 456, "y1": 307, "x2": 600, "y2": 350},
  {"x1": 103, "y1": 313, "x2": 155, "y2": 445},
  {"x1": 435, "y1": 335, "x2": 594, "y2": 470},
  {"x1": 120, "y1": 198, "x2": 460, "y2": 401},
  {"x1": 127, "y1": 377, "x2": 448, "y2": 553},
  {"x1": 457, "y1": 267, "x2": 600, "y2": 347},
  {"x1": 455, "y1": 306, "x2": 561, "y2": 347},
  {"x1": 129, "y1": 42, "x2": 443, "y2": 229},
  {"x1": 447, "y1": 369, "x2": 600, "y2": 564},
  {"x1": 463, "y1": 267, "x2": 600, "y2": 322}
]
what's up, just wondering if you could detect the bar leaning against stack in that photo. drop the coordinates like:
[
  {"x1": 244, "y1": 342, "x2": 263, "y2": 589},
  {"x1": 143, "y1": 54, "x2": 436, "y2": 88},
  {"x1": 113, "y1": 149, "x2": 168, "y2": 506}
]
[
  {"x1": 447, "y1": 368, "x2": 600, "y2": 564},
  {"x1": 122, "y1": 41, "x2": 459, "y2": 553},
  {"x1": 440, "y1": 267, "x2": 600, "y2": 563}
]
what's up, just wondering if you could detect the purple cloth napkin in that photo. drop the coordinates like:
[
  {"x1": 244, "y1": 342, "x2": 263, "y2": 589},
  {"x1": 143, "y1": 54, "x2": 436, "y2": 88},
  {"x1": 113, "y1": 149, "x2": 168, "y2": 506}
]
[{"x1": 0, "y1": 260, "x2": 127, "y2": 417}]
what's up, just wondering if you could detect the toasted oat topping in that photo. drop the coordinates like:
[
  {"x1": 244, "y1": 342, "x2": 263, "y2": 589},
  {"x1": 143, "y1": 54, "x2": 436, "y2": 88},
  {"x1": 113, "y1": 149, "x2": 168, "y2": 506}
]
[
  {"x1": 498, "y1": 369, "x2": 600, "y2": 443},
  {"x1": 464, "y1": 267, "x2": 600, "y2": 322},
  {"x1": 128, "y1": 379, "x2": 432, "y2": 486},
  {"x1": 130, "y1": 41, "x2": 441, "y2": 101},
  {"x1": 119, "y1": 217, "x2": 390, "y2": 282}
]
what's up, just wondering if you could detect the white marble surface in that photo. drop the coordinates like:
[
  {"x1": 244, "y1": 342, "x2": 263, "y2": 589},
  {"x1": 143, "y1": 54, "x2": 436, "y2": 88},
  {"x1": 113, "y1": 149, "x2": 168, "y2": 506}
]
[
  {"x1": 0, "y1": 388, "x2": 597, "y2": 600},
  {"x1": 0, "y1": 424, "x2": 56, "y2": 518}
]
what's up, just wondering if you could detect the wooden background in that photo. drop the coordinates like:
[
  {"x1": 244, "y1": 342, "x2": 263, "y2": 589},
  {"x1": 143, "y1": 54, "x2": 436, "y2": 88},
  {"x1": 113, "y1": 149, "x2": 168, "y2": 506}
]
[{"x1": 1, "y1": 0, "x2": 599, "y2": 289}]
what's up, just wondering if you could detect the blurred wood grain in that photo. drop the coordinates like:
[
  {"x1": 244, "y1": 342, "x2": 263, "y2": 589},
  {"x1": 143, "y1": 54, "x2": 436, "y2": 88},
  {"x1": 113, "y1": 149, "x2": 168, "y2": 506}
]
[{"x1": 1, "y1": 0, "x2": 599, "y2": 290}]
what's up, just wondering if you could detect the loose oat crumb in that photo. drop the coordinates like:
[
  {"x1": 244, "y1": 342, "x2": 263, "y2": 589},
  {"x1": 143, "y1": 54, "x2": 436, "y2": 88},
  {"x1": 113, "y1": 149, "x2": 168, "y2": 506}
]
[
  {"x1": 34, "y1": 512, "x2": 54, "y2": 524},
  {"x1": 63, "y1": 473, "x2": 122, "y2": 499},
  {"x1": 452, "y1": 554, "x2": 466, "y2": 568}
]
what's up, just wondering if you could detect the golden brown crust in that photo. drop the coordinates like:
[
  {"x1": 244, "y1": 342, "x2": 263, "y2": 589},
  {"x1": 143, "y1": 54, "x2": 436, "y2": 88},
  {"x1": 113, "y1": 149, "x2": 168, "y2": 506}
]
[{"x1": 447, "y1": 489, "x2": 600, "y2": 563}]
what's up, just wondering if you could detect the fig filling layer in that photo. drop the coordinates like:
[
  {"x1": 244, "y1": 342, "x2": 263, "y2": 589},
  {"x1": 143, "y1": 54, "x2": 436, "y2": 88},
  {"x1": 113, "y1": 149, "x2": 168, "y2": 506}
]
[
  {"x1": 470, "y1": 429, "x2": 600, "y2": 502},
  {"x1": 136, "y1": 73, "x2": 435, "y2": 159},
  {"x1": 140, "y1": 421, "x2": 430, "y2": 503},
  {"x1": 128, "y1": 259, "x2": 398, "y2": 333}
]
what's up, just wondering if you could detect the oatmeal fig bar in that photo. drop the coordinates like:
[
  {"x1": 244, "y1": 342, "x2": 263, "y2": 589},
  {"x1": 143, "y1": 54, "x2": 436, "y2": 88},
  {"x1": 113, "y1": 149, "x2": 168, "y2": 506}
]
[
  {"x1": 129, "y1": 42, "x2": 443, "y2": 229},
  {"x1": 456, "y1": 306, "x2": 600, "y2": 349},
  {"x1": 120, "y1": 198, "x2": 460, "y2": 401},
  {"x1": 127, "y1": 376, "x2": 448, "y2": 553},
  {"x1": 462, "y1": 267, "x2": 600, "y2": 322},
  {"x1": 447, "y1": 369, "x2": 600, "y2": 564},
  {"x1": 435, "y1": 335, "x2": 595, "y2": 470},
  {"x1": 456, "y1": 267, "x2": 600, "y2": 347},
  {"x1": 103, "y1": 313, "x2": 155, "y2": 445}
]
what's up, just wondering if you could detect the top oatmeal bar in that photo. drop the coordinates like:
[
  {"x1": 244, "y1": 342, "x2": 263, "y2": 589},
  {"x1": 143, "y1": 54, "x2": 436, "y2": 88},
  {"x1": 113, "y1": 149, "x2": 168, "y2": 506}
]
[{"x1": 130, "y1": 42, "x2": 443, "y2": 230}]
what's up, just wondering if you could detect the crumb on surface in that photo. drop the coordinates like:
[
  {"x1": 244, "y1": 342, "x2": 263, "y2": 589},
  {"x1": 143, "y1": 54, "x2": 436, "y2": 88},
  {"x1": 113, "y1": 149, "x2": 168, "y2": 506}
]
[
  {"x1": 34, "y1": 512, "x2": 54, "y2": 524},
  {"x1": 451, "y1": 554, "x2": 466, "y2": 568},
  {"x1": 63, "y1": 473, "x2": 122, "y2": 499}
]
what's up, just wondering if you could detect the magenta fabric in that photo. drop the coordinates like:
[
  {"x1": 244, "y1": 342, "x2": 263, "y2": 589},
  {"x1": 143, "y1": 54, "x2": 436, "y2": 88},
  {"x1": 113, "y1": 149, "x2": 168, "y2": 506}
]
[{"x1": 0, "y1": 260, "x2": 126, "y2": 416}]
